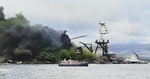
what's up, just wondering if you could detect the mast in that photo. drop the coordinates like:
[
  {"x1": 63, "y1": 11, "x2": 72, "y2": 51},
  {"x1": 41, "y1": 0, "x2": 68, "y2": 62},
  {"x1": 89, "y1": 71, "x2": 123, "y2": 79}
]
[{"x1": 95, "y1": 21, "x2": 109, "y2": 57}]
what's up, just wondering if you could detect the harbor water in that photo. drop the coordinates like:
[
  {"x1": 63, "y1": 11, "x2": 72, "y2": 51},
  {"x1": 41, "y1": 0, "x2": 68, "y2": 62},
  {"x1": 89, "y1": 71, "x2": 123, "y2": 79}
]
[{"x1": 0, "y1": 63, "x2": 150, "y2": 79}]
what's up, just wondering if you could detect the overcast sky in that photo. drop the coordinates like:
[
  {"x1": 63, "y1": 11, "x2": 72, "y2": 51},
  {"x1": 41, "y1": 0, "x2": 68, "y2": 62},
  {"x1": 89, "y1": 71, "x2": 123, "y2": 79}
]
[{"x1": 1, "y1": 0, "x2": 150, "y2": 46}]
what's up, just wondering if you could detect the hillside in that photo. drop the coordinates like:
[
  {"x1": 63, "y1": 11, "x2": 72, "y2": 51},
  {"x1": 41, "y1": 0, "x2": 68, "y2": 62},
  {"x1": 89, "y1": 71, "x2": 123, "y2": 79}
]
[{"x1": 108, "y1": 43, "x2": 150, "y2": 59}]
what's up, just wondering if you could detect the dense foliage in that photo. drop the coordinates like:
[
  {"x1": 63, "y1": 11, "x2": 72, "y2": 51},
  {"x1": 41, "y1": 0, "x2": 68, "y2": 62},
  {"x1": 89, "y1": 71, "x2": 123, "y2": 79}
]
[
  {"x1": 0, "y1": 10, "x2": 96, "y2": 63},
  {"x1": 37, "y1": 47, "x2": 96, "y2": 63}
]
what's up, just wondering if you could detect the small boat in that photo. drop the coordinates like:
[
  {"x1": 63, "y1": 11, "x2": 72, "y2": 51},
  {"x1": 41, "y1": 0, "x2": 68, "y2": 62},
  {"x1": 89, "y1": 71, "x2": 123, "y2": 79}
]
[{"x1": 58, "y1": 59, "x2": 88, "y2": 66}]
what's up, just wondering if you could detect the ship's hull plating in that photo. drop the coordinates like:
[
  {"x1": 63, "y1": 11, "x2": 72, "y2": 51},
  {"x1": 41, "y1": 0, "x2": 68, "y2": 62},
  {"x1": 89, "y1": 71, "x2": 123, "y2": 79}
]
[{"x1": 59, "y1": 63, "x2": 88, "y2": 66}]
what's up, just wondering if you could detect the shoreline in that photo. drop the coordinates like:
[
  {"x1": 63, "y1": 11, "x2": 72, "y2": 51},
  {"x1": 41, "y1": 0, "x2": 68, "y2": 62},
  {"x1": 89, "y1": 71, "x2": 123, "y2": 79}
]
[{"x1": 0, "y1": 62, "x2": 149, "y2": 65}]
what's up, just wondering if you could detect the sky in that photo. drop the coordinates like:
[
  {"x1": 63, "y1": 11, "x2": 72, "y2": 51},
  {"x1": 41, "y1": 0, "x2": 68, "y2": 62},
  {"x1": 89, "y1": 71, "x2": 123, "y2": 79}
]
[{"x1": 1, "y1": 0, "x2": 150, "y2": 46}]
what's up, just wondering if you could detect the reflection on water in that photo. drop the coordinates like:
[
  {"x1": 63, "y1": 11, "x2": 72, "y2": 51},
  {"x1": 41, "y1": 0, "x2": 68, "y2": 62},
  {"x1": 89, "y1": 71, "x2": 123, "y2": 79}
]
[{"x1": 0, "y1": 64, "x2": 150, "y2": 79}]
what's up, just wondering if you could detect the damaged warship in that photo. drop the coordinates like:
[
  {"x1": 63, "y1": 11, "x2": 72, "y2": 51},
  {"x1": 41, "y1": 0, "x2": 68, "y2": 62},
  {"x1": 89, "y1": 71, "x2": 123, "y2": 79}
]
[
  {"x1": 79, "y1": 21, "x2": 148, "y2": 64},
  {"x1": 59, "y1": 21, "x2": 148, "y2": 65}
]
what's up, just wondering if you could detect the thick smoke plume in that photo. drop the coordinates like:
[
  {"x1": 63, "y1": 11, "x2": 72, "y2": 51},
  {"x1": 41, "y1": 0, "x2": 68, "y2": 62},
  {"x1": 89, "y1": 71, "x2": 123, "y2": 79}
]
[
  {"x1": 0, "y1": 12, "x2": 62, "y2": 61},
  {"x1": 0, "y1": 6, "x2": 97, "y2": 63}
]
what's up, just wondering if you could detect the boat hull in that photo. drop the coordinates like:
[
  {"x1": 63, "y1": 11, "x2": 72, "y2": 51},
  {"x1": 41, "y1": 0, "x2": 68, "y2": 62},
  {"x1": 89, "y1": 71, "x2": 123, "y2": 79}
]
[{"x1": 59, "y1": 63, "x2": 88, "y2": 66}]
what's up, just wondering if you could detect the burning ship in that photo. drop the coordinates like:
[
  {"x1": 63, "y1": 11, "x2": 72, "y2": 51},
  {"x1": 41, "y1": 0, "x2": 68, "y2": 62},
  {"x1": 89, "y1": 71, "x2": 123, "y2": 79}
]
[
  {"x1": 78, "y1": 21, "x2": 148, "y2": 64},
  {"x1": 59, "y1": 21, "x2": 148, "y2": 64}
]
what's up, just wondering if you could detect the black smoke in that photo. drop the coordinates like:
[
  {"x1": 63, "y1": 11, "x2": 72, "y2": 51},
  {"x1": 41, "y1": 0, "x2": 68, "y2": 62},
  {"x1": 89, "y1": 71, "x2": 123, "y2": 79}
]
[{"x1": 0, "y1": 12, "x2": 62, "y2": 61}]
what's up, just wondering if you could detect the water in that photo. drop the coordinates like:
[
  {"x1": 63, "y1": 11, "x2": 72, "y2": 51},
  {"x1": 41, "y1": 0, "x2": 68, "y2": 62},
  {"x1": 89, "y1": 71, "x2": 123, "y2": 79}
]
[{"x1": 0, "y1": 64, "x2": 150, "y2": 79}]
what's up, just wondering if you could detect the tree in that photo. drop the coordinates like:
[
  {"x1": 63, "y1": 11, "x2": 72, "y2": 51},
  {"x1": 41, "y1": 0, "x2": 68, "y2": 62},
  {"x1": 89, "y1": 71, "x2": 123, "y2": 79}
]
[
  {"x1": 0, "y1": 6, "x2": 5, "y2": 21},
  {"x1": 60, "y1": 49, "x2": 72, "y2": 60},
  {"x1": 14, "y1": 47, "x2": 32, "y2": 61}
]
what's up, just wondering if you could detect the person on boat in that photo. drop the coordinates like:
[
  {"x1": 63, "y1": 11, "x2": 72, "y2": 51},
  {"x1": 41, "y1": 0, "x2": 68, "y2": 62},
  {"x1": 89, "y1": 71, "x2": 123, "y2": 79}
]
[{"x1": 60, "y1": 30, "x2": 72, "y2": 49}]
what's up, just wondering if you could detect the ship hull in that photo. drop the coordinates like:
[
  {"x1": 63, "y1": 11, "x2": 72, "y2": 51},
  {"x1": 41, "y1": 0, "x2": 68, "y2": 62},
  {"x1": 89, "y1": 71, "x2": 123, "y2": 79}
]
[{"x1": 59, "y1": 63, "x2": 88, "y2": 66}]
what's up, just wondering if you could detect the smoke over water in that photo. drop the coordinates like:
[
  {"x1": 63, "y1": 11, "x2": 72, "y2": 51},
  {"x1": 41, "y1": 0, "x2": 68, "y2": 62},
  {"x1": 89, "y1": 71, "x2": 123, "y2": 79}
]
[{"x1": 0, "y1": 13, "x2": 62, "y2": 61}]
